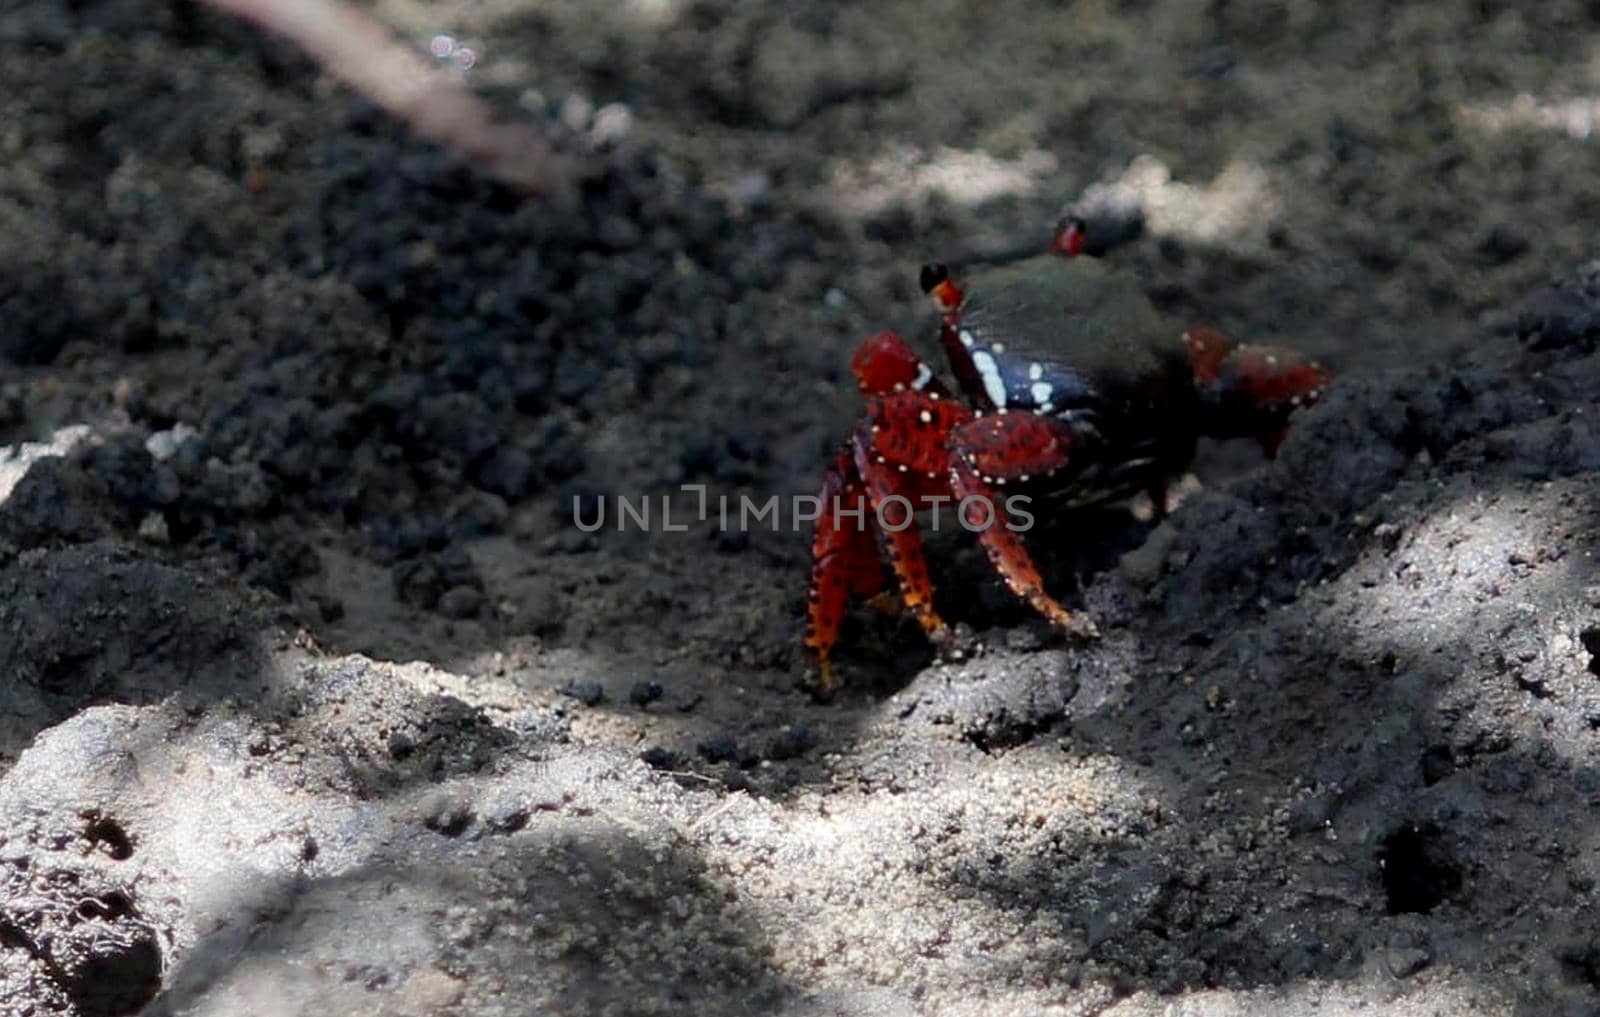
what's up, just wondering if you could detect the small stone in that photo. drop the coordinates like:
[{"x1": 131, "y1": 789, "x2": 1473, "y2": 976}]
[
  {"x1": 558, "y1": 679, "x2": 605, "y2": 706},
  {"x1": 476, "y1": 447, "x2": 535, "y2": 499},
  {"x1": 768, "y1": 724, "x2": 814, "y2": 761},
  {"x1": 589, "y1": 103, "x2": 633, "y2": 146},
  {"x1": 1478, "y1": 224, "x2": 1529, "y2": 265},
  {"x1": 145, "y1": 423, "x2": 199, "y2": 462},
  {"x1": 437, "y1": 585, "x2": 484, "y2": 619},
  {"x1": 628, "y1": 681, "x2": 664, "y2": 707},
  {"x1": 1386, "y1": 947, "x2": 1431, "y2": 978},
  {"x1": 394, "y1": 559, "x2": 444, "y2": 609},
  {"x1": 559, "y1": 93, "x2": 594, "y2": 132},
  {"x1": 136, "y1": 512, "x2": 170, "y2": 544},
  {"x1": 640, "y1": 745, "x2": 680, "y2": 770},
  {"x1": 314, "y1": 595, "x2": 345, "y2": 623},
  {"x1": 697, "y1": 735, "x2": 742, "y2": 764},
  {"x1": 483, "y1": 800, "x2": 529, "y2": 833},
  {"x1": 1119, "y1": 521, "x2": 1180, "y2": 586},
  {"x1": 420, "y1": 790, "x2": 474, "y2": 837}
]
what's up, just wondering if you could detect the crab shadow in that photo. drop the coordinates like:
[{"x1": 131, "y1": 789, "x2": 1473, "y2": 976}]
[
  {"x1": 897, "y1": 328, "x2": 1600, "y2": 1012},
  {"x1": 929, "y1": 540, "x2": 1600, "y2": 1012}
]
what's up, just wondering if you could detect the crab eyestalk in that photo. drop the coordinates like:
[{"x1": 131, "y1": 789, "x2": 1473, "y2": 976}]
[
  {"x1": 920, "y1": 262, "x2": 963, "y2": 313},
  {"x1": 1050, "y1": 216, "x2": 1088, "y2": 257}
]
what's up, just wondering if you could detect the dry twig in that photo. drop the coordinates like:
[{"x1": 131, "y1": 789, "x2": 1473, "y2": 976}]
[{"x1": 202, "y1": 0, "x2": 575, "y2": 198}]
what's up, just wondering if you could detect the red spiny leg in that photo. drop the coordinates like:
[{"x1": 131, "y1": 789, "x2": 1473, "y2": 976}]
[
  {"x1": 805, "y1": 448, "x2": 885, "y2": 687},
  {"x1": 948, "y1": 412, "x2": 1100, "y2": 639},
  {"x1": 851, "y1": 390, "x2": 973, "y2": 648}
]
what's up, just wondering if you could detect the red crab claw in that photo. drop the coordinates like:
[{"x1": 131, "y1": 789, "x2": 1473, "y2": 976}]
[
  {"x1": 850, "y1": 330, "x2": 951, "y2": 398},
  {"x1": 1185, "y1": 326, "x2": 1331, "y2": 457}
]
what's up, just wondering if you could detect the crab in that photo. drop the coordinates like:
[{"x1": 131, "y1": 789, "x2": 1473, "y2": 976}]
[{"x1": 804, "y1": 218, "x2": 1331, "y2": 688}]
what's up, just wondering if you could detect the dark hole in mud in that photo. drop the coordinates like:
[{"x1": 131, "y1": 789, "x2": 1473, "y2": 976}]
[
  {"x1": 1380, "y1": 825, "x2": 1463, "y2": 915},
  {"x1": 1420, "y1": 745, "x2": 1455, "y2": 786},
  {"x1": 1580, "y1": 625, "x2": 1600, "y2": 676},
  {"x1": 66, "y1": 931, "x2": 162, "y2": 1017},
  {"x1": 1558, "y1": 939, "x2": 1600, "y2": 987},
  {"x1": 0, "y1": 917, "x2": 32, "y2": 954},
  {"x1": 83, "y1": 814, "x2": 134, "y2": 861},
  {"x1": 37, "y1": 650, "x2": 98, "y2": 698}
]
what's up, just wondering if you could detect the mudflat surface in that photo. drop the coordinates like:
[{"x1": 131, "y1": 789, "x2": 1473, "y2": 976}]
[{"x1": 5, "y1": 1, "x2": 1600, "y2": 1014}]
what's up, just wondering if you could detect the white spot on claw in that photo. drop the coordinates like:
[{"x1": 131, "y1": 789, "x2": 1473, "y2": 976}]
[
  {"x1": 1028, "y1": 362, "x2": 1044, "y2": 381},
  {"x1": 919, "y1": 410, "x2": 933, "y2": 424},
  {"x1": 912, "y1": 362, "x2": 934, "y2": 390},
  {"x1": 991, "y1": 342, "x2": 1006, "y2": 354},
  {"x1": 959, "y1": 329, "x2": 976, "y2": 349},
  {"x1": 1030, "y1": 381, "x2": 1054, "y2": 405}
]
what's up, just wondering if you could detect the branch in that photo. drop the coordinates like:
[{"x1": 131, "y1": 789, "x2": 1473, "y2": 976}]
[{"x1": 201, "y1": 0, "x2": 576, "y2": 199}]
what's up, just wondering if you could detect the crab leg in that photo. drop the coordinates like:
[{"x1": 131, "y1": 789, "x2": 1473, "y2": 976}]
[
  {"x1": 805, "y1": 448, "x2": 887, "y2": 687},
  {"x1": 849, "y1": 390, "x2": 974, "y2": 649},
  {"x1": 807, "y1": 331, "x2": 960, "y2": 685},
  {"x1": 947, "y1": 411, "x2": 1100, "y2": 640}
]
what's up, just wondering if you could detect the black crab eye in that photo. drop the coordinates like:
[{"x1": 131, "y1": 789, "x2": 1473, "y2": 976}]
[{"x1": 919, "y1": 263, "x2": 949, "y2": 294}]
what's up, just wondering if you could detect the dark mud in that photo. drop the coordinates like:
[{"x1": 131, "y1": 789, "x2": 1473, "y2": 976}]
[{"x1": 5, "y1": 1, "x2": 1600, "y2": 1014}]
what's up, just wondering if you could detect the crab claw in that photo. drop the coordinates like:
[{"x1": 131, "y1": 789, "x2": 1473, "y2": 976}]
[
  {"x1": 1187, "y1": 327, "x2": 1331, "y2": 457},
  {"x1": 1225, "y1": 345, "x2": 1332, "y2": 457},
  {"x1": 850, "y1": 330, "x2": 948, "y2": 397},
  {"x1": 1225, "y1": 345, "x2": 1332, "y2": 418}
]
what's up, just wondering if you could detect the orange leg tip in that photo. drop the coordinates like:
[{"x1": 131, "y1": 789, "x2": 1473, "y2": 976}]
[
  {"x1": 815, "y1": 657, "x2": 836, "y2": 690},
  {"x1": 1059, "y1": 612, "x2": 1100, "y2": 640},
  {"x1": 865, "y1": 591, "x2": 903, "y2": 617}
]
